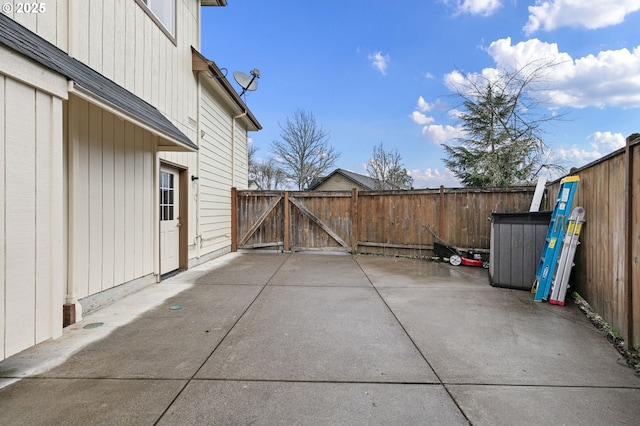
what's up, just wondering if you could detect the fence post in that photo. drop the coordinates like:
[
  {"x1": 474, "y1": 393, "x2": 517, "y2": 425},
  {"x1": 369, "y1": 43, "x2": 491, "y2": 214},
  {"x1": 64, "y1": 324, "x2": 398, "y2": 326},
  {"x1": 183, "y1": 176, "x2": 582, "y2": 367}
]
[
  {"x1": 351, "y1": 188, "x2": 358, "y2": 254},
  {"x1": 439, "y1": 185, "x2": 445, "y2": 238},
  {"x1": 284, "y1": 191, "x2": 290, "y2": 251},
  {"x1": 231, "y1": 187, "x2": 237, "y2": 252},
  {"x1": 624, "y1": 134, "x2": 638, "y2": 347}
]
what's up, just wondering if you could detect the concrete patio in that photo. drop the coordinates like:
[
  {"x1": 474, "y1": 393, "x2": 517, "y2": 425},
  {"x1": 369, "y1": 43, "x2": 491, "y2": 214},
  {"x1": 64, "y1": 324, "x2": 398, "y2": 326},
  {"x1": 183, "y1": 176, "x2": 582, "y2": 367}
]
[{"x1": 1, "y1": 252, "x2": 639, "y2": 425}]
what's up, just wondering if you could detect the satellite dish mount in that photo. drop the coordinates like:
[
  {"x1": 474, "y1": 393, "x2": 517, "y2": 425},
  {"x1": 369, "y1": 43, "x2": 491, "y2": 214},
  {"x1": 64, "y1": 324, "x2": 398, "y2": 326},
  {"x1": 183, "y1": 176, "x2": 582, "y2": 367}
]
[{"x1": 233, "y1": 68, "x2": 260, "y2": 97}]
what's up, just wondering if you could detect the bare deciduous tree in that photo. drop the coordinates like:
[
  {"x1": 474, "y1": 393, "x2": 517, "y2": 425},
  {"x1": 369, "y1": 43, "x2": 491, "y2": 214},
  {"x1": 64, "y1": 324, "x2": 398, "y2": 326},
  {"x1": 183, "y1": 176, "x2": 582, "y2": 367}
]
[
  {"x1": 252, "y1": 158, "x2": 287, "y2": 190},
  {"x1": 366, "y1": 142, "x2": 413, "y2": 190},
  {"x1": 247, "y1": 142, "x2": 258, "y2": 179},
  {"x1": 248, "y1": 144, "x2": 287, "y2": 190},
  {"x1": 271, "y1": 109, "x2": 340, "y2": 190}
]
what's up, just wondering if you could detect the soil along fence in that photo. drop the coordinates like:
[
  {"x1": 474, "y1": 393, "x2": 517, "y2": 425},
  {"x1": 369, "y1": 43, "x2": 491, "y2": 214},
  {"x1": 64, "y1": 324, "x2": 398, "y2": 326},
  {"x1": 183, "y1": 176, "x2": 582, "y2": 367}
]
[
  {"x1": 232, "y1": 186, "x2": 537, "y2": 257},
  {"x1": 546, "y1": 134, "x2": 640, "y2": 349}
]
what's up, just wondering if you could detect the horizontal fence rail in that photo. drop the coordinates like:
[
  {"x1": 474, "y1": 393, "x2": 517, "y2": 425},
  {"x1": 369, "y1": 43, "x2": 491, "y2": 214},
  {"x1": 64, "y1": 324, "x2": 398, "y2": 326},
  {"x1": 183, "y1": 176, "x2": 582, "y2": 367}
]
[{"x1": 232, "y1": 186, "x2": 538, "y2": 257}]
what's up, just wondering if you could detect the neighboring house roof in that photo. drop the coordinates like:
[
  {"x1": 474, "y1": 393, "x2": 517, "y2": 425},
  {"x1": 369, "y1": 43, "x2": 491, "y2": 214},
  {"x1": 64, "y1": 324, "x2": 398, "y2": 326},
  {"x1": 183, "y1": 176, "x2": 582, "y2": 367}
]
[
  {"x1": 308, "y1": 169, "x2": 394, "y2": 190},
  {"x1": 0, "y1": 14, "x2": 197, "y2": 151}
]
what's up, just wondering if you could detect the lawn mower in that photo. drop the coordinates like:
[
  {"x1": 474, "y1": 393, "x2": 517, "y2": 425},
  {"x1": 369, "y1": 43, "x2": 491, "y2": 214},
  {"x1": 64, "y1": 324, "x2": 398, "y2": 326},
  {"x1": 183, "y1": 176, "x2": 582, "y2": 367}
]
[{"x1": 423, "y1": 225, "x2": 489, "y2": 268}]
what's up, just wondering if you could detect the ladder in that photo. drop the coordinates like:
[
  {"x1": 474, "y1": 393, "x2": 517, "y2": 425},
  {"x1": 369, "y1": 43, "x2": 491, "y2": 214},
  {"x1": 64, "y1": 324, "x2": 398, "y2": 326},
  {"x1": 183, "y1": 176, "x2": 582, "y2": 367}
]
[
  {"x1": 549, "y1": 207, "x2": 585, "y2": 306},
  {"x1": 532, "y1": 176, "x2": 580, "y2": 302}
]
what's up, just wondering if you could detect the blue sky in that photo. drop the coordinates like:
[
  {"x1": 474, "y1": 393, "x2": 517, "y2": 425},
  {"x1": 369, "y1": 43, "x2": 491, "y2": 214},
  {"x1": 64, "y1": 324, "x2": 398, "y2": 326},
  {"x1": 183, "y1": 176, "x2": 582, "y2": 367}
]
[{"x1": 201, "y1": 0, "x2": 640, "y2": 188}]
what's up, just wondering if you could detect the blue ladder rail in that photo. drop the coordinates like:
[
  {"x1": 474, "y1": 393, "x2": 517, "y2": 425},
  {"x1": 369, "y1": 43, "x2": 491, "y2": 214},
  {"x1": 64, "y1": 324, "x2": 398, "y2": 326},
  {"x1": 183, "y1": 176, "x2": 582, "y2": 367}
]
[{"x1": 532, "y1": 176, "x2": 580, "y2": 302}]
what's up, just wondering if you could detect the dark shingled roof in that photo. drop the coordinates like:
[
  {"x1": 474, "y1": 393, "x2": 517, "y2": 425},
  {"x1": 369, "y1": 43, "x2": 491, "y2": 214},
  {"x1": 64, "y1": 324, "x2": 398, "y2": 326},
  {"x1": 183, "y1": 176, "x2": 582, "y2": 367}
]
[
  {"x1": 0, "y1": 14, "x2": 197, "y2": 151},
  {"x1": 333, "y1": 169, "x2": 380, "y2": 189},
  {"x1": 308, "y1": 168, "x2": 401, "y2": 190}
]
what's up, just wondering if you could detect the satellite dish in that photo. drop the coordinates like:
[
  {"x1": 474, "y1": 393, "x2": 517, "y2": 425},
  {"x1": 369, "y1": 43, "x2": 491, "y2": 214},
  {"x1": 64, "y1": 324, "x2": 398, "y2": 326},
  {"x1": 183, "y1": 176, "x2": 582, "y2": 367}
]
[{"x1": 233, "y1": 68, "x2": 260, "y2": 96}]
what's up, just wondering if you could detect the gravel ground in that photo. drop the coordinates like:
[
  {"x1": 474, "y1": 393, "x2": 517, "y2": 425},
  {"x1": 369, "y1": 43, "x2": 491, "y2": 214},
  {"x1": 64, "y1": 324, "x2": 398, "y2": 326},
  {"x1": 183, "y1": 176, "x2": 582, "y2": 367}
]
[{"x1": 572, "y1": 292, "x2": 640, "y2": 376}]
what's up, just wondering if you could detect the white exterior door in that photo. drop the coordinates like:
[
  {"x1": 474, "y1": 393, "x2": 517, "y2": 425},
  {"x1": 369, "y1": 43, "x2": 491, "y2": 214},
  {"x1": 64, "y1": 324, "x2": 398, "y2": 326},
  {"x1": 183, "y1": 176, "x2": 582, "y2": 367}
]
[{"x1": 160, "y1": 166, "x2": 180, "y2": 274}]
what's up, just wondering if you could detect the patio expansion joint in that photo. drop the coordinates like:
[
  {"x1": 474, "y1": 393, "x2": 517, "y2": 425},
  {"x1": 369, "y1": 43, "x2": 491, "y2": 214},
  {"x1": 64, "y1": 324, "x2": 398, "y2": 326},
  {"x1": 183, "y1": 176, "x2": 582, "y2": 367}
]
[
  {"x1": 443, "y1": 382, "x2": 640, "y2": 390},
  {"x1": 186, "y1": 378, "x2": 443, "y2": 386},
  {"x1": 354, "y1": 257, "x2": 474, "y2": 425},
  {"x1": 152, "y1": 253, "x2": 292, "y2": 426},
  {"x1": 7, "y1": 376, "x2": 189, "y2": 383},
  {"x1": 264, "y1": 283, "x2": 373, "y2": 288}
]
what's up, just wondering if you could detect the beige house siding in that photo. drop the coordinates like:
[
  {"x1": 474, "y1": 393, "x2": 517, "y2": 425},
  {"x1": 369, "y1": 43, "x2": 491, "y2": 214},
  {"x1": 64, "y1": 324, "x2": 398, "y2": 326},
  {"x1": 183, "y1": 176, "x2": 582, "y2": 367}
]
[
  {"x1": 232, "y1": 119, "x2": 249, "y2": 188},
  {"x1": 0, "y1": 70, "x2": 66, "y2": 359},
  {"x1": 0, "y1": 2, "x2": 257, "y2": 361},
  {"x1": 313, "y1": 175, "x2": 369, "y2": 191},
  {"x1": 66, "y1": 95, "x2": 157, "y2": 304},
  {"x1": 56, "y1": 0, "x2": 201, "y2": 297},
  {"x1": 3, "y1": 0, "x2": 69, "y2": 50},
  {"x1": 8, "y1": 0, "x2": 199, "y2": 139},
  {"x1": 198, "y1": 84, "x2": 232, "y2": 256},
  {"x1": 191, "y1": 77, "x2": 250, "y2": 260}
]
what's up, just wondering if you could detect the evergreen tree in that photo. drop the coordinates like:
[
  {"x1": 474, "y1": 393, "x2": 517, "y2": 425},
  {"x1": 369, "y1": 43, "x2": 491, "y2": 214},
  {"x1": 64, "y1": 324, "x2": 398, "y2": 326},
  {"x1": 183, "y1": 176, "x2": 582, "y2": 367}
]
[{"x1": 443, "y1": 63, "x2": 565, "y2": 187}]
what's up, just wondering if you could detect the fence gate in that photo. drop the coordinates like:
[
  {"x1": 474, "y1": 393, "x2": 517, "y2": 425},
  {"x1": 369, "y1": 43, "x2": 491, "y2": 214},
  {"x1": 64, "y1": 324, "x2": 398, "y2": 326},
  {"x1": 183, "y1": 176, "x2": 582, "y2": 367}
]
[{"x1": 233, "y1": 189, "x2": 355, "y2": 252}]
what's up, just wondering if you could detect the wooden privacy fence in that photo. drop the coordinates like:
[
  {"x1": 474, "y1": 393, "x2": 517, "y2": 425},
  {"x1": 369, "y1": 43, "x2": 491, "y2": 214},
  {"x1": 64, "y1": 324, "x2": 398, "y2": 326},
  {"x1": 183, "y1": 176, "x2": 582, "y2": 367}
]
[
  {"x1": 546, "y1": 134, "x2": 640, "y2": 348},
  {"x1": 231, "y1": 186, "x2": 537, "y2": 257}
]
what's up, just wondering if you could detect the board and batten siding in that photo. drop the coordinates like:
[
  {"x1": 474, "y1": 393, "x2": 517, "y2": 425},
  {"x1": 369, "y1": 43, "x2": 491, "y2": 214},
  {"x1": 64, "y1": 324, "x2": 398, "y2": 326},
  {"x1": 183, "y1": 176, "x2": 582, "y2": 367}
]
[
  {"x1": 232, "y1": 118, "x2": 249, "y2": 188},
  {"x1": 67, "y1": 95, "x2": 157, "y2": 305},
  {"x1": 313, "y1": 177, "x2": 369, "y2": 191},
  {"x1": 9, "y1": 0, "x2": 199, "y2": 142},
  {"x1": 68, "y1": 0, "x2": 200, "y2": 138},
  {"x1": 0, "y1": 74, "x2": 65, "y2": 360},
  {"x1": 3, "y1": 0, "x2": 69, "y2": 51},
  {"x1": 194, "y1": 83, "x2": 249, "y2": 257}
]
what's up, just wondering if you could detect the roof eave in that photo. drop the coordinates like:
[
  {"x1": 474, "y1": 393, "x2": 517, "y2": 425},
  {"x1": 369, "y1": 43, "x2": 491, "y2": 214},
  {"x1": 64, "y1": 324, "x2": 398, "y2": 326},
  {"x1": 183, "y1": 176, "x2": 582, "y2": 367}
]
[
  {"x1": 70, "y1": 83, "x2": 197, "y2": 152},
  {"x1": 335, "y1": 169, "x2": 376, "y2": 190},
  {"x1": 191, "y1": 47, "x2": 262, "y2": 131},
  {"x1": 0, "y1": 14, "x2": 197, "y2": 152},
  {"x1": 201, "y1": 0, "x2": 228, "y2": 6}
]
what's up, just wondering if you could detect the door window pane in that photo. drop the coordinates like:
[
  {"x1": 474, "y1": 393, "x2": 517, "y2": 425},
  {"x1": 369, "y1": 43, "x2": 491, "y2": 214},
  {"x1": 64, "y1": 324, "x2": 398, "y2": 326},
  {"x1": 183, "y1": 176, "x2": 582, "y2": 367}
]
[{"x1": 160, "y1": 171, "x2": 175, "y2": 221}]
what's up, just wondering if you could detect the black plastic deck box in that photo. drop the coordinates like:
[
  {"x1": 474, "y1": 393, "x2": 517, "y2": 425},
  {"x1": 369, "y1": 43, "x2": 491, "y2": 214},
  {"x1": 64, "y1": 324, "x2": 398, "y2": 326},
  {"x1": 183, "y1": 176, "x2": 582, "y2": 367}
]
[{"x1": 489, "y1": 211, "x2": 552, "y2": 290}]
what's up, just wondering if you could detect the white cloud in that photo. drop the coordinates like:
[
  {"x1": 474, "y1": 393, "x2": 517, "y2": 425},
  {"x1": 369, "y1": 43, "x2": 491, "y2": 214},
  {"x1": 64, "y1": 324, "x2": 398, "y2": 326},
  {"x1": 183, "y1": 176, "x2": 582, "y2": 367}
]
[
  {"x1": 459, "y1": 37, "x2": 640, "y2": 109},
  {"x1": 485, "y1": 37, "x2": 573, "y2": 74},
  {"x1": 409, "y1": 111, "x2": 435, "y2": 125},
  {"x1": 562, "y1": 47, "x2": 640, "y2": 108},
  {"x1": 525, "y1": 0, "x2": 640, "y2": 35},
  {"x1": 424, "y1": 72, "x2": 435, "y2": 79},
  {"x1": 421, "y1": 124, "x2": 466, "y2": 145},
  {"x1": 409, "y1": 168, "x2": 461, "y2": 188},
  {"x1": 443, "y1": 70, "x2": 468, "y2": 93},
  {"x1": 448, "y1": 109, "x2": 463, "y2": 119},
  {"x1": 410, "y1": 96, "x2": 464, "y2": 146},
  {"x1": 416, "y1": 96, "x2": 448, "y2": 112},
  {"x1": 553, "y1": 146, "x2": 602, "y2": 165},
  {"x1": 368, "y1": 51, "x2": 390, "y2": 75},
  {"x1": 588, "y1": 131, "x2": 626, "y2": 152},
  {"x1": 447, "y1": 0, "x2": 502, "y2": 16},
  {"x1": 417, "y1": 96, "x2": 433, "y2": 112},
  {"x1": 553, "y1": 131, "x2": 626, "y2": 166}
]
